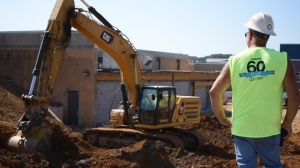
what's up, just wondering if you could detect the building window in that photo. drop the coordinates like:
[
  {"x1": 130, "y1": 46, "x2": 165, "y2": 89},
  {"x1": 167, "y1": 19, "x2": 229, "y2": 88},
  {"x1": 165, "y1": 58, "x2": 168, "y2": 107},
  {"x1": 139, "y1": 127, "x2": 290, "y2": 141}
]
[
  {"x1": 157, "y1": 58, "x2": 161, "y2": 70},
  {"x1": 176, "y1": 59, "x2": 180, "y2": 70},
  {"x1": 296, "y1": 72, "x2": 300, "y2": 82}
]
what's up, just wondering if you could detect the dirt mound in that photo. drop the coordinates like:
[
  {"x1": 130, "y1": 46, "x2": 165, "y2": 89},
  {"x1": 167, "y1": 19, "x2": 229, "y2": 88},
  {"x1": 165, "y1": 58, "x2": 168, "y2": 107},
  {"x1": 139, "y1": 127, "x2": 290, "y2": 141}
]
[
  {"x1": 1, "y1": 81, "x2": 300, "y2": 167},
  {"x1": 0, "y1": 122, "x2": 15, "y2": 148},
  {"x1": 0, "y1": 80, "x2": 25, "y2": 127},
  {"x1": 45, "y1": 117, "x2": 96, "y2": 157},
  {"x1": 0, "y1": 78, "x2": 27, "y2": 98}
]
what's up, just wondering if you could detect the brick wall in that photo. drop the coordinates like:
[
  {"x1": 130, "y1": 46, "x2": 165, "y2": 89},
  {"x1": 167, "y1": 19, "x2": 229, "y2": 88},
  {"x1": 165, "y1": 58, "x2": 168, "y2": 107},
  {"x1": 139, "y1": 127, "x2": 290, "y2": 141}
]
[{"x1": 0, "y1": 50, "x2": 37, "y2": 91}]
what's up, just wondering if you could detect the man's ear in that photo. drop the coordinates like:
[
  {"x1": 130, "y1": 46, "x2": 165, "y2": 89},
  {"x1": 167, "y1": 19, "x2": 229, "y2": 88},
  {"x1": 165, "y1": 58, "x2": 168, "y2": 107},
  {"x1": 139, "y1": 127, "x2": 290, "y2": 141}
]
[{"x1": 249, "y1": 31, "x2": 253, "y2": 38}]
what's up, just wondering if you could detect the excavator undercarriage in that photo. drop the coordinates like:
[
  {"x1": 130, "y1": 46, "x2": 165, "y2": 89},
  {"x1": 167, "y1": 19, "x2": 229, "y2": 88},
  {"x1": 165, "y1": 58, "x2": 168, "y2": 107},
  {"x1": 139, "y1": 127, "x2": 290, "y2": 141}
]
[{"x1": 82, "y1": 127, "x2": 205, "y2": 151}]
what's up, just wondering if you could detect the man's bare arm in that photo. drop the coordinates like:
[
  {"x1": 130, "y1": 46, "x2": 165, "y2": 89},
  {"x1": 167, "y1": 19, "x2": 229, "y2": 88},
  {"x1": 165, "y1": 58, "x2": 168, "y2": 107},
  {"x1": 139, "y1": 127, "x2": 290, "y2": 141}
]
[{"x1": 209, "y1": 63, "x2": 232, "y2": 127}]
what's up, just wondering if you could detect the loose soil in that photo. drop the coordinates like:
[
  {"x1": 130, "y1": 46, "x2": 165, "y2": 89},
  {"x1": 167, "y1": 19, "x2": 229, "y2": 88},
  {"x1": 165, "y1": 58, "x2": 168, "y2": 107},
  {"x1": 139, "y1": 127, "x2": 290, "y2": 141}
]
[{"x1": 1, "y1": 80, "x2": 300, "y2": 168}]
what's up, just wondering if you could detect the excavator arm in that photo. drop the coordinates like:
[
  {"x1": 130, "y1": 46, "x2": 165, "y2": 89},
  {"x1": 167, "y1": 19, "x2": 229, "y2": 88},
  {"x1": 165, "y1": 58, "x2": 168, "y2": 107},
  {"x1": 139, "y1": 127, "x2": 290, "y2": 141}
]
[
  {"x1": 72, "y1": 5, "x2": 145, "y2": 108},
  {"x1": 25, "y1": 0, "x2": 144, "y2": 115},
  {"x1": 22, "y1": 0, "x2": 74, "y2": 116},
  {"x1": 8, "y1": 0, "x2": 145, "y2": 153}
]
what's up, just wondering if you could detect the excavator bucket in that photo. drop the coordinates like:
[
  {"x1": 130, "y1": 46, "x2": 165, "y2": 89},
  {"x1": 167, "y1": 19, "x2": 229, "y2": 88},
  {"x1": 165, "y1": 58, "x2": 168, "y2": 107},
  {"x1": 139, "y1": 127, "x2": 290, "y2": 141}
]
[
  {"x1": 6, "y1": 103, "x2": 57, "y2": 153},
  {"x1": 7, "y1": 123, "x2": 53, "y2": 153}
]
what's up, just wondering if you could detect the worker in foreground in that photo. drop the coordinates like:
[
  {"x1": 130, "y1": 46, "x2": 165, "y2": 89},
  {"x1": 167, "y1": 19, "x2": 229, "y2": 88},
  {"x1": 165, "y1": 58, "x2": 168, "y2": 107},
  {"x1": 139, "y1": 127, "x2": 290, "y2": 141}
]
[{"x1": 209, "y1": 12, "x2": 300, "y2": 167}]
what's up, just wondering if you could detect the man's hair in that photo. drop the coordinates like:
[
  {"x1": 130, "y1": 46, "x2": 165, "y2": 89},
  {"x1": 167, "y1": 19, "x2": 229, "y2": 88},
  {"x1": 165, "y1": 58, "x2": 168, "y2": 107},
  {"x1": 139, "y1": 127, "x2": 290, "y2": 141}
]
[{"x1": 252, "y1": 30, "x2": 270, "y2": 40}]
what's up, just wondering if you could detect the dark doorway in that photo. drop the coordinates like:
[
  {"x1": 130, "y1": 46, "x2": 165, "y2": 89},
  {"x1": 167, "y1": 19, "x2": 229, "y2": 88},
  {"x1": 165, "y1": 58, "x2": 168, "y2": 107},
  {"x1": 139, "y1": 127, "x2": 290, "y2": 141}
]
[{"x1": 68, "y1": 91, "x2": 79, "y2": 126}]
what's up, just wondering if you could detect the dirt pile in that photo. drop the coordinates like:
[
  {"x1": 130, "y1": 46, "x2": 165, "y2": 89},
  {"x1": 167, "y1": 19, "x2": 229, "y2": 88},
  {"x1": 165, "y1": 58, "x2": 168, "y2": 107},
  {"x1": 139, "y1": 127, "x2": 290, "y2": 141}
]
[
  {"x1": 0, "y1": 79, "x2": 25, "y2": 127},
  {"x1": 1, "y1": 81, "x2": 300, "y2": 168}
]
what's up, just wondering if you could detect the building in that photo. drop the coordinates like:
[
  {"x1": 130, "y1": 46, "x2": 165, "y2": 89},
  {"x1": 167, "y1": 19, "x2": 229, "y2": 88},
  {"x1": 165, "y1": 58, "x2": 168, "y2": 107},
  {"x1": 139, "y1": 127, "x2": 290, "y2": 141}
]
[
  {"x1": 99, "y1": 49, "x2": 190, "y2": 72},
  {"x1": 0, "y1": 31, "x2": 219, "y2": 127},
  {"x1": 193, "y1": 63, "x2": 225, "y2": 72}
]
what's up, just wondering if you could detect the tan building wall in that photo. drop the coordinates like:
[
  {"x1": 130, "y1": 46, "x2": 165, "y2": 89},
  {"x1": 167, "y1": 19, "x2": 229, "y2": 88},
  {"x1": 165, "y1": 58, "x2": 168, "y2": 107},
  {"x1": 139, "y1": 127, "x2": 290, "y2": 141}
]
[
  {"x1": 0, "y1": 31, "x2": 97, "y2": 127},
  {"x1": 154, "y1": 57, "x2": 189, "y2": 71},
  {"x1": 51, "y1": 49, "x2": 97, "y2": 127},
  {"x1": 159, "y1": 58, "x2": 176, "y2": 70},
  {"x1": 0, "y1": 48, "x2": 98, "y2": 127},
  {"x1": 188, "y1": 63, "x2": 195, "y2": 71},
  {"x1": 180, "y1": 59, "x2": 189, "y2": 70}
]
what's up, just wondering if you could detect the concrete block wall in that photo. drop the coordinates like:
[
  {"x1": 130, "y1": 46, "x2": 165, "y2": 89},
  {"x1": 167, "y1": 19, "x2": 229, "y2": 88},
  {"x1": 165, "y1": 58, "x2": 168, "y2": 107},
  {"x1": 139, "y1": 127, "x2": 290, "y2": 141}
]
[
  {"x1": 195, "y1": 87, "x2": 209, "y2": 110},
  {"x1": 174, "y1": 81, "x2": 192, "y2": 96},
  {"x1": 173, "y1": 81, "x2": 209, "y2": 110},
  {"x1": 96, "y1": 81, "x2": 123, "y2": 125}
]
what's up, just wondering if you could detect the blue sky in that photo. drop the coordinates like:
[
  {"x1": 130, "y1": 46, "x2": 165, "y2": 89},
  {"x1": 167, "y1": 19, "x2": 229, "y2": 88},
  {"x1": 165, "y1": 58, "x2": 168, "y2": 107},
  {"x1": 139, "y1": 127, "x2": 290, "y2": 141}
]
[{"x1": 1, "y1": 0, "x2": 299, "y2": 57}]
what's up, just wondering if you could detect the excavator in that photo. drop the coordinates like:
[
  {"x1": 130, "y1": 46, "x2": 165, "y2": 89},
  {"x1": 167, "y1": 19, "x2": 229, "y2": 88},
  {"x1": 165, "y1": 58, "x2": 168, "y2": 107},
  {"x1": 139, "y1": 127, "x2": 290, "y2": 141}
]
[{"x1": 7, "y1": 0, "x2": 205, "y2": 153}]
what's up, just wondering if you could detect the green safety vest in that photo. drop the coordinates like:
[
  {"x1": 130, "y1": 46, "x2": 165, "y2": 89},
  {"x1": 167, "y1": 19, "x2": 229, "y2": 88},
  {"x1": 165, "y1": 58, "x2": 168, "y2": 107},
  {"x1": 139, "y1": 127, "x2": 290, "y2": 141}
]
[{"x1": 229, "y1": 47, "x2": 287, "y2": 137}]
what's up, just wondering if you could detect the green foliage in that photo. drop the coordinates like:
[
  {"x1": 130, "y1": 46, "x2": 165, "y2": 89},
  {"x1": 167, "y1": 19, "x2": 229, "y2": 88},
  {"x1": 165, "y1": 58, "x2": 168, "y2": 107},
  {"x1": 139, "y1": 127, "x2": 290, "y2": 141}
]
[{"x1": 197, "y1": 54, "x2": 233, "y2": 62}]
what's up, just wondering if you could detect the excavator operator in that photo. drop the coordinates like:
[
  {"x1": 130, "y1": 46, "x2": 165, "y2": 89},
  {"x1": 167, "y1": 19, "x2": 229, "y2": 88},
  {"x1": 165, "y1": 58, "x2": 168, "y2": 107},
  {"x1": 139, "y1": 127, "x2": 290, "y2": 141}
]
[{"x1": 141, "y1": 94, "x2": 156, "y2": 110}]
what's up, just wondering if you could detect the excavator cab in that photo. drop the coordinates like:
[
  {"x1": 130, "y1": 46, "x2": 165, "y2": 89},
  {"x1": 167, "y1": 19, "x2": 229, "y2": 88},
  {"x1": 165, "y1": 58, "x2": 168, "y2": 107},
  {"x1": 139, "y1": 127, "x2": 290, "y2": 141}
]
[{"x1": 139, "y1": 86, "x2": 176, "y2": 125}]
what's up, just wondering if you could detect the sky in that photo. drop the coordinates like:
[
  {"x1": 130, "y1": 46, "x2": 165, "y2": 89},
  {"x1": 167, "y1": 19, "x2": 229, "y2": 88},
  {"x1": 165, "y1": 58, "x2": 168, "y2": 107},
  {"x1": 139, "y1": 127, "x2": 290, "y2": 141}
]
[{"x1": 1, "y1": 0, "x2": 300, "y2": 57}]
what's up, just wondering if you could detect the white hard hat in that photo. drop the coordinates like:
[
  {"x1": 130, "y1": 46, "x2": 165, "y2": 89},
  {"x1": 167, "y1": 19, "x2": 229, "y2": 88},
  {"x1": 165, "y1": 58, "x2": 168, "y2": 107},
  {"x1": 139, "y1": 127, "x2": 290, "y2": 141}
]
[{"x1": 244, "y1": 12, "x2": 276, "y2": 36}]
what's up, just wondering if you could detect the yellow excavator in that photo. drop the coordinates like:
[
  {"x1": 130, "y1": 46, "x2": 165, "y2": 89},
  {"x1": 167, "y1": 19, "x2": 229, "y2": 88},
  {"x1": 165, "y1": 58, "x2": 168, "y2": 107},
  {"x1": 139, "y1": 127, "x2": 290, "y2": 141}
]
[{"x1": 7, "y1": 0, "x2": 205, "y2": 153}]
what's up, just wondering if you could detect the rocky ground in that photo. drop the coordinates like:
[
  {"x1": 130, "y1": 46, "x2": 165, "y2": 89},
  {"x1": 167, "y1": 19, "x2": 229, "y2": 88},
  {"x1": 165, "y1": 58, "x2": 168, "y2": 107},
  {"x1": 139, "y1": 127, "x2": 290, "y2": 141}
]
[{"x1": 1, "y1": 79, "x2": 300, "y2": 168}]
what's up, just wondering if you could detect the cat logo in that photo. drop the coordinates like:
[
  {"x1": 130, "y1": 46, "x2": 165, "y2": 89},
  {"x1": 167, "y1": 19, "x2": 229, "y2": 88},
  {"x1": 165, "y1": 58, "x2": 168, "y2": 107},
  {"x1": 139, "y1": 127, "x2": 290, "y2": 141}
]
[{"x1": 100, "y1": 31, "x2": 114, "y2": 44}]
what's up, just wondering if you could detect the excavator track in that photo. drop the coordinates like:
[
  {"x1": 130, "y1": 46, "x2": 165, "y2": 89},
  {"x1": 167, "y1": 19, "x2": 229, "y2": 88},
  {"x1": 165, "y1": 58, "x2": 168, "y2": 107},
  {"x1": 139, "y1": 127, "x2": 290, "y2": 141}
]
[
  {"x1": 82, "y1": 127, "x2": 185, "y2": 149},
  {"x1": 169, "y1": 128, "x2": 206, "y2": 151}
]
